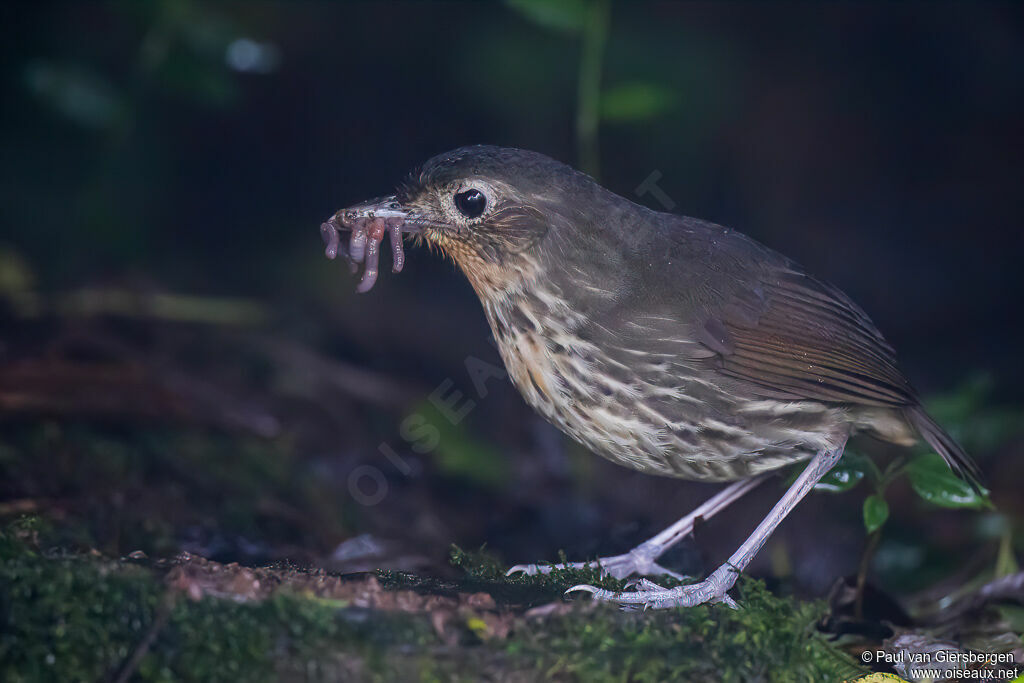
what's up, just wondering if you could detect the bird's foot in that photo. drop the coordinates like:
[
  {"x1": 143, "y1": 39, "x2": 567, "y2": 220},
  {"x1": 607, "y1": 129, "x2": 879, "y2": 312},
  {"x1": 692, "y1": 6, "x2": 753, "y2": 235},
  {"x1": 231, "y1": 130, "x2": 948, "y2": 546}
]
[
  {"x1": 565, "y1": 564, "x2": 741, "y2": 610},
  {"x1": 506, "y1": 541, "x2": 686, "y2": 581}
]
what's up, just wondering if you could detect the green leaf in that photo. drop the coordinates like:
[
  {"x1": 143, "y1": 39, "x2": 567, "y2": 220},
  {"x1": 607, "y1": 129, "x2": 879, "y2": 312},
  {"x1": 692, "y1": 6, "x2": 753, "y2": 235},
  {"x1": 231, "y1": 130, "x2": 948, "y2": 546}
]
[
  {"x1": 505, "y1": 0, "x2": 587, "y2": 33},
  {"x1": 814, "y1": 452, "x2": 870, "y2": 493},
  {"x1": 600, "y1": 82, "x2": 678, "y2": 122},
  {"x1": 906, "y1": 452, "x2": 991, "y2": 509},
  {"x1": 863, "y1": 495, "x2": 890, "y2": 534}
]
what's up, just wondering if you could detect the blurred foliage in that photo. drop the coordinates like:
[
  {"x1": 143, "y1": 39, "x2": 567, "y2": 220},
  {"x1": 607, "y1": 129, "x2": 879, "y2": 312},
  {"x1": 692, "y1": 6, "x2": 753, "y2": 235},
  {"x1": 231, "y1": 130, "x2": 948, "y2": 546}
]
[
  {"x1": 0, "y1": 422, "x2": 352, "y2": 561},
  {"x1": 414, "y1": 400, "x2": 511, "y2": 490},
  {"x1": 0, "y1": 248, "x2": 35, "y2": 293},
  {"x1": 506, "y1": 0, "x2": 589, "y2": 33},
  {"x1": 600, "y1": 81, "x2": 678, "y2": 122},
  {"x1": 24, "y1": 62, "x2": 128, "y2": 130},
  {"x1": 927, "y1": 375, "x2": 1024, "y2": 455},
  {"x1": 506, "y1": 0, "x2": 678, "y2": 177}
]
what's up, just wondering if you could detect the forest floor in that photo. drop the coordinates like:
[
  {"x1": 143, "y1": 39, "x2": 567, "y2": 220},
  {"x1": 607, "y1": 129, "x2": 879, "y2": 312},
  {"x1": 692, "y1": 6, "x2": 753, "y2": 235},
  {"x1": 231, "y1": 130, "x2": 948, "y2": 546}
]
[{"x1": 2, "y1": 516, "x2": 869, "y2": 682}]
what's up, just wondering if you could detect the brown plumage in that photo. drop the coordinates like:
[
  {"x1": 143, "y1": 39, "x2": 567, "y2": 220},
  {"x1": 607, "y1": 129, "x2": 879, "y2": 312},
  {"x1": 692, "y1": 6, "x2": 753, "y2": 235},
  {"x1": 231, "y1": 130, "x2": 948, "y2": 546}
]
[{"x1": 322, "y1": 145, "x2": 981, "y2": 608}]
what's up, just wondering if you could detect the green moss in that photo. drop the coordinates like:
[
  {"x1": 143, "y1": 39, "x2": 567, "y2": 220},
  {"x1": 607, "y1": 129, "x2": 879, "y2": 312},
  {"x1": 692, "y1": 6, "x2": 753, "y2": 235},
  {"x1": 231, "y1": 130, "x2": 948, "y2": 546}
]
[
  {"x1": 1, "y1": 527, "x2": 164, "y2": 681},
  {"x1": 388, "y1": 544, "x2": 866, "y2": 681},
  {"x1": 441, "y1": 545, "x2": 866, "y2": 681},
  {"x1": 1, "y1": 522, "x2": 866, "y2": 682},
  {"x1": 378, "y1": 545, "x2": 630, "y2": 608},
  {"x1": 449, "y1": 543, "x2": 631, "y2": 591},
  {"x1": 507, "y1": 579, "x2": 866, "y2": 682},
  {"x1": 0, "y1": 523, "x2": 435, "y2": 682}
]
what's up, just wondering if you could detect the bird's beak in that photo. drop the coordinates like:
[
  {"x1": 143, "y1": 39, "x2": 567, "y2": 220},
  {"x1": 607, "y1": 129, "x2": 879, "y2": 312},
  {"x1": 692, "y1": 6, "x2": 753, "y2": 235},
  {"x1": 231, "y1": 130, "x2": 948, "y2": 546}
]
[{"x1": 328, "y1": 195, "x2": 423, "y2": 235}]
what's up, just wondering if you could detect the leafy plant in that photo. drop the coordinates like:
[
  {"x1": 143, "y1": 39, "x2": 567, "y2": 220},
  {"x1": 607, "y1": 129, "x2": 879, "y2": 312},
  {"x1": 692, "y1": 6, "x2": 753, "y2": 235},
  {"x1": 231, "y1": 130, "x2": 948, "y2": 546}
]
[
  {"x1": 505, "y1": 0, "x2": 677, "y2": 178},
  {"x1": 812, "y1": 378, "x2": 1020, "y2": 537},
  {"x1": 815, "y1": 447, "x2": 991, "y2": 539},
  {"x1": 808, "y1": 378, "x2": 1019, "y2": 616},
  {"x1": 815, "y1": 447, "x2": 990, "y2": 619}
]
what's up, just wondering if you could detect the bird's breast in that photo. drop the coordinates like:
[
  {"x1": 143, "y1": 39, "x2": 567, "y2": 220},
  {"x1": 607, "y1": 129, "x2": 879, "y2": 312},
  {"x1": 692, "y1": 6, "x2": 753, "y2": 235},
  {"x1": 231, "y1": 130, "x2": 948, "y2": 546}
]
[{"x1": 481, "y1": 289, "x2": 819, "y2": 481}]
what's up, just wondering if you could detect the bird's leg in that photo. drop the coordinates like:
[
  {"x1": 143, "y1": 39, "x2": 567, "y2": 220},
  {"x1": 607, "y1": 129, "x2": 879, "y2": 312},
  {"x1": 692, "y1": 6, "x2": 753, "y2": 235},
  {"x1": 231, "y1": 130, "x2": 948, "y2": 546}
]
[
  {"x1": 566, "y1": 435, "x2": 848, "y2": 609},
  {"x1": 507, "y1": 473, "x2": 769, "y2": 580}
]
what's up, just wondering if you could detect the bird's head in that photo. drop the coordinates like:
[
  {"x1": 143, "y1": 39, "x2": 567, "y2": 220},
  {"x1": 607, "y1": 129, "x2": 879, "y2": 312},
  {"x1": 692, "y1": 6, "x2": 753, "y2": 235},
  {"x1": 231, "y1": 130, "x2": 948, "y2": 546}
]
[{"x1": 326, "y1": 145, "x2": 608, "y2": 301}]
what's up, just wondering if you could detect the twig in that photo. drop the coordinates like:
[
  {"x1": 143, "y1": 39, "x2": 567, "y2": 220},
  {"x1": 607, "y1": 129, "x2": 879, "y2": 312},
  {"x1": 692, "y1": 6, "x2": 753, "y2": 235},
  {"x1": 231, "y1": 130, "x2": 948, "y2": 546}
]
[{"x1": 111, "y1": 591, "x2": 175, "y2": 683}]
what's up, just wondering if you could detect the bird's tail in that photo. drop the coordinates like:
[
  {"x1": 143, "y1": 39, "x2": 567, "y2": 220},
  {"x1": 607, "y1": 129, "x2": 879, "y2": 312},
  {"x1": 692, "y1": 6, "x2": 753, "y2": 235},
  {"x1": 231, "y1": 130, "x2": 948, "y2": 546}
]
[{"x1": 903, "y1": 405, "x2": 984, "y2": 490}]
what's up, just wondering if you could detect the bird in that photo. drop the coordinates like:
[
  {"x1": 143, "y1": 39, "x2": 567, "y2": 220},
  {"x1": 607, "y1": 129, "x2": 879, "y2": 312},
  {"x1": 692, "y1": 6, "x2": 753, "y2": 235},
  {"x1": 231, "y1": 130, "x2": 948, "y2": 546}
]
[{"x1": 320, "y1": 145, "x2": 981, "y2": 609}]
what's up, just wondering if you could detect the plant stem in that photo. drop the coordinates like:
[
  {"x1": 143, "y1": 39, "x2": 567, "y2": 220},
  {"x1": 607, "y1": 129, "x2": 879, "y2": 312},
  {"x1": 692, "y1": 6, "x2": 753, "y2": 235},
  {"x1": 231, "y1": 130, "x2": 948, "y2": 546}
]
[
  {"x1": 854, "y1": 528, "x2": 882, "y2": 620},
  {"x1": 576, "y1": 0, "x2": 610, "y2": 179}
]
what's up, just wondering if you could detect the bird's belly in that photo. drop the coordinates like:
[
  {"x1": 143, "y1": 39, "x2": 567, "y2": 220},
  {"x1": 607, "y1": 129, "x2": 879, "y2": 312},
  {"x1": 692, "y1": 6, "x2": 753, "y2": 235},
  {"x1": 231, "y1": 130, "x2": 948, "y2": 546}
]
[{"x1": 495, "y1": 330, "x2": 824, "y2": 482}]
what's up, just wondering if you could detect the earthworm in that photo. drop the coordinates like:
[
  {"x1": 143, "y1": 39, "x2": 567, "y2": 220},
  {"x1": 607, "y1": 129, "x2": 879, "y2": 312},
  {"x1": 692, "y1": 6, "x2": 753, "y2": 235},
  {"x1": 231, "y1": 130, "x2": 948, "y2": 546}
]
[{"x1": 320, "y1": 214, "x2": 406, "y2": 293}]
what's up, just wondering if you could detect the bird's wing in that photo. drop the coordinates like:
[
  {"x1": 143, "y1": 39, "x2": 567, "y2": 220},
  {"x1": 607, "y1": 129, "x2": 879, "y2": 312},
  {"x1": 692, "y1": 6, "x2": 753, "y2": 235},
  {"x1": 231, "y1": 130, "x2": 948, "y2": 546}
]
[
  {"x1": 704, "y1": 266, "x2": 917, "y2": 407},
  {"x1": 695, "y1": 263, "x2": 982, "y2": 484},
  {"x1": 595, "y1": 215, "x2": 918, "y2": 409}
]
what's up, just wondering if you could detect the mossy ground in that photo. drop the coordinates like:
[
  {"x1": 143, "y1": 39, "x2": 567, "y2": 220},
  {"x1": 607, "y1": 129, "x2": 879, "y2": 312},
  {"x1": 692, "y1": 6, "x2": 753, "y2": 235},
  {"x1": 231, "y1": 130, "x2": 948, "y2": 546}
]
[{"x1": 1, "y1": 518, "x2": 867, "y2": 682}]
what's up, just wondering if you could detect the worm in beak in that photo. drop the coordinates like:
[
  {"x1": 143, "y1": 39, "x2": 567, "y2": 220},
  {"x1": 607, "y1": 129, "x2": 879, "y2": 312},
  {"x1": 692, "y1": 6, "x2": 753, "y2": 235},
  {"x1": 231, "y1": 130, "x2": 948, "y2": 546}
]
[{"x1": 320, "y1": 196, "x2": 414, "y2": 293}]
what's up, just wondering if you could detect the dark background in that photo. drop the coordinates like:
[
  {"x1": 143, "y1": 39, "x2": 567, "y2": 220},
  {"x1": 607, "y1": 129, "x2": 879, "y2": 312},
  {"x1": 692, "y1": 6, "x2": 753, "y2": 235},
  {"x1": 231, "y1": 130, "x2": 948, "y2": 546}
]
[{"x1": 1, "y1": 1, "x2": 1022, "y2": 599}]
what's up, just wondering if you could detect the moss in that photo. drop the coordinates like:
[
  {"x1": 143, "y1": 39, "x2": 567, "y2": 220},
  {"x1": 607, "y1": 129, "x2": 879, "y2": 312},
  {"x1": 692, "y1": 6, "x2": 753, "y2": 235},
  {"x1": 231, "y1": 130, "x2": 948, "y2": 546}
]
[
  {"x1": 505, "y1": 579, "x2": 866, "y2": 682},
  {"x1": 401, "y1": 544, "x2": 867, "y2": 681},
  {"x1": 454, "y1": 544, "x2": 629, "y2": 591},
  {"x1": 1, "y1": 522, "x2": 867, "y2": 682},
  {"x1": 0, "y1": 523, "x2": 435, "y2": 682},
  {"x1": 1, "y1": 527, "x2": 165, "y2": 681},
  {"x1": 377, "y1": 545, "x2": 631, "y2": 609}
]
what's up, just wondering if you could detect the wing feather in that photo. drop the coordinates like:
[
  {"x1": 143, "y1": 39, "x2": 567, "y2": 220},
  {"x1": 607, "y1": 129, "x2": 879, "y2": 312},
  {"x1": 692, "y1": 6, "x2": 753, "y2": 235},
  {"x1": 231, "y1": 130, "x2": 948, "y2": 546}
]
[{"x1": 712, "y1": 268, "x2": 916, "y2": 407}]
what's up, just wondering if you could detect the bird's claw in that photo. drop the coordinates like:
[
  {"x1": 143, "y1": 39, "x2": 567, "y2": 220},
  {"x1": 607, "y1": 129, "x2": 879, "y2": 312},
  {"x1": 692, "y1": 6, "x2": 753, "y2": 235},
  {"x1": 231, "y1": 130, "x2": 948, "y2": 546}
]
[
  {"x1": 506, "y1": 560, "x2": 602, "y2": 577},
  {"x1": 506, "y1": 543, "x2": 686, "y2": 581},
  {"x1": 564, "y1": 566, "x2": 741, "y2": 610},
  {"x1": 623, "y1": 577, "x2": 664, "y2": 591}
]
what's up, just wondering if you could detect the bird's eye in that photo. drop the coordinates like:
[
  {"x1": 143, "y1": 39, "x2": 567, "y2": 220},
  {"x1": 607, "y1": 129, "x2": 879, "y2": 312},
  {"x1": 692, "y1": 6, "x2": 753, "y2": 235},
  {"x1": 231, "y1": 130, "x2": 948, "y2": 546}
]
[{"x1": 454, "y1": 189, "x2": 486, "y2": 219}]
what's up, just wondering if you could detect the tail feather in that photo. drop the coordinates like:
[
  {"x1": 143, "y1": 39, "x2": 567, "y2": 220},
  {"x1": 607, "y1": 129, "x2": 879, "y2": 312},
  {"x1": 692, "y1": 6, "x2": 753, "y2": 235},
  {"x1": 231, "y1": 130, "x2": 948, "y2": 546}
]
[{"x1": 904, "y1": 405, "x2": 984, "y2": 490}]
